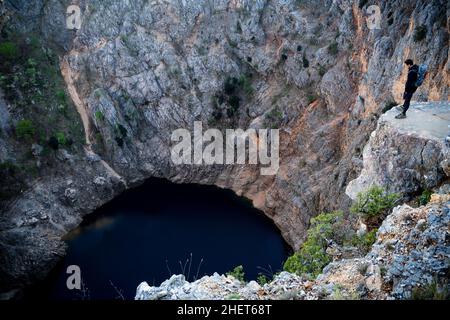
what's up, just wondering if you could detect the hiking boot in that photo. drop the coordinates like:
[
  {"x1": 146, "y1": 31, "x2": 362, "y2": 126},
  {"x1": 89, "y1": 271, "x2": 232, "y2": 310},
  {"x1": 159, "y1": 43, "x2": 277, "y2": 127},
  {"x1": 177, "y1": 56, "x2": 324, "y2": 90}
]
[{"x1": 395, "y1": 113, "x2": 406, "y2": 119}]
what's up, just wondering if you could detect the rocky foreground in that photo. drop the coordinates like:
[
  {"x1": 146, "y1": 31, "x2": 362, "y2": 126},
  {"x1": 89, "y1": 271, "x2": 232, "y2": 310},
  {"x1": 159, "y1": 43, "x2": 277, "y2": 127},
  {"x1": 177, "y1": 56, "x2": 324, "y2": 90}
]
[{"x1": 136, "y1": 193, "x2": 449, "y2": 300}]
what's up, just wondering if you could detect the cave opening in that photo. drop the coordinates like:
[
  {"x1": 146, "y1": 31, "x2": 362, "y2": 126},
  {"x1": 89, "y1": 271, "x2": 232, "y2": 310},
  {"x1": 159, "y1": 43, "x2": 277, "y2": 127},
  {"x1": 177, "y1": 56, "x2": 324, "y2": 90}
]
[{"x1": 27, "y1": 178, "x2": 290, "y2": 300}]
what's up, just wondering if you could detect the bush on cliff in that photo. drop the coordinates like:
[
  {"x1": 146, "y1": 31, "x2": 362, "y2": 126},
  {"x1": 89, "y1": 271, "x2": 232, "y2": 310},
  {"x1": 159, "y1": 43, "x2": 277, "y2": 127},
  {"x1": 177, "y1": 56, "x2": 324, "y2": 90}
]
[
  {"x1": 351, "y1": 186, "x2": 400, "y2": 225},
  {"x1": 0, "y1": 41, "x2": 19, "y2": 60},
  {"x1": 226, "y1": 265, "x2": 245, "y2": 282},
  {"x1": 413, "y1": 25, "x2": 427, "y2": 42},
  {"x1": 417, "y1": 189, "x2": 432, "y2": 206},
  {"x1": 16, "y1": 119, "x2": 36, "y2": 140},
  {"x1": 349, "y1": 228, "x2": 378, "y2": 253},
  {"x1": 411, "y1": 278, "x2": 450, "y2": 300},
  {"x1": 284, "y1": 211, "x2": 347, "y2": 278}
]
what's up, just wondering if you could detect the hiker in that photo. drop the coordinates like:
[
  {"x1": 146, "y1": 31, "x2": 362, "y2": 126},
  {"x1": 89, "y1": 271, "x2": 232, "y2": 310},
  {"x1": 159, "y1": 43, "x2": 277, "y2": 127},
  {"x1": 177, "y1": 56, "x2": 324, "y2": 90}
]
[{"x1": 396, "y1": 59, "x2": 427, "y2": 119}]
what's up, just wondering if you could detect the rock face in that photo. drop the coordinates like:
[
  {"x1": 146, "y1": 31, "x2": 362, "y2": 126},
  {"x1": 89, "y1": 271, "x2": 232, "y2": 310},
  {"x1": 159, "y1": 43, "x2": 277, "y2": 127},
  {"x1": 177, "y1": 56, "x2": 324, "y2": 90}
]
[
  {"x1": 136, "y1": 195, "x2": 450, "y2": 300},
  {"x1": 346, "y1": 102, "x2": 450, "y2": 200},
  {"x1": 0, "y1": 0, "x2": 449, "y2": 295}
]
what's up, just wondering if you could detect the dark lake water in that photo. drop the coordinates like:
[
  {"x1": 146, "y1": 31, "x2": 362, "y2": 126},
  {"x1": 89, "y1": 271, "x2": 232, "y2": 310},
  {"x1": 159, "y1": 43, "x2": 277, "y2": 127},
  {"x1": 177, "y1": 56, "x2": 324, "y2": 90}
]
[{"x1": 29, "y1": 178, "x2": 290, "y2": 300}]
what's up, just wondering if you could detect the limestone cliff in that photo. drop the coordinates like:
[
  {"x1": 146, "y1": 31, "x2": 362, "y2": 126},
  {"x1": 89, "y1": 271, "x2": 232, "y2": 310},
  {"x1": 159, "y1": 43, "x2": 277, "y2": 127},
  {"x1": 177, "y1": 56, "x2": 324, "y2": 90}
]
[
  {"x1": 0, "y1": 0, "x2": 449, "y2": 296},
  {"x1": 346, "y1": 102, "x2": 449, "y2": 199}
]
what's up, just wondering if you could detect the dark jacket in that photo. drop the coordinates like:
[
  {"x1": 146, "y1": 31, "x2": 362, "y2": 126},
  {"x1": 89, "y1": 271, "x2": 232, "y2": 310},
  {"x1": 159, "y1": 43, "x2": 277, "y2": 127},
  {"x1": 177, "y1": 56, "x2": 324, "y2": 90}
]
[{"x1": 405, "y1": 64, "x2": 419, "y2": 93}]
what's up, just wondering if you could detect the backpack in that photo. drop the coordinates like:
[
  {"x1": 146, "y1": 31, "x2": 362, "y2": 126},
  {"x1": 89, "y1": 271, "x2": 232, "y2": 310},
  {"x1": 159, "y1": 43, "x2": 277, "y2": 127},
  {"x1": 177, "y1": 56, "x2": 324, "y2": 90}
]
[{"x1": 415, "y1": 64, "x2": 428, "y2": 87}]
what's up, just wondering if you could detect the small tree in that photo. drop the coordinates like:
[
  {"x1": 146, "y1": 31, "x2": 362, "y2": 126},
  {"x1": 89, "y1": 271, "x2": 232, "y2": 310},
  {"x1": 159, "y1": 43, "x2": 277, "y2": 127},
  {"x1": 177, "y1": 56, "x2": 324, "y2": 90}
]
[
  {"x1": 16, "y1": 120, "x2": 36, "y2": 140},
  {"x1": 226, "y1": 265, "x2": 245, "y2": 282},
  {"x1": 351, "y1": 186, "x2": 400, "y2": 225},
  {"x1": 56, "y1": 132, "x2": 67, "y2": 146},
  {"x1": 417, "y1": 190, "x2": 432, "y2": 206},
  {"x1": 0, "y1": 42, "x2": 19, "y2": 60},
  {"x1": 414, "y1": 25, "x2": 427, "y2": 42},
  {"x1": 284, "y1": 211, "x2": 345, "y2": 278},
  {"x1": 328, "y1": 42, "x2": 339, "y2": 56},
  {"x1": 257, "y1": 274, "x2": 269, "y2": 286}
]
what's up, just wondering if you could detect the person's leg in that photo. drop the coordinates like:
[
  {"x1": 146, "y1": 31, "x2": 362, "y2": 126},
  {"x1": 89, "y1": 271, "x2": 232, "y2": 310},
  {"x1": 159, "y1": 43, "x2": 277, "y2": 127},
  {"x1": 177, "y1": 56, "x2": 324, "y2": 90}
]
[
  {"x1": 402, "y1": 97, "x2": 410, "y2": 114},
  {"x1": 396, "y1": 92, "x2": 412, "y2": 119},
  {"x1": 402, "y1": 92, "x2": 413, "y2": 114}
]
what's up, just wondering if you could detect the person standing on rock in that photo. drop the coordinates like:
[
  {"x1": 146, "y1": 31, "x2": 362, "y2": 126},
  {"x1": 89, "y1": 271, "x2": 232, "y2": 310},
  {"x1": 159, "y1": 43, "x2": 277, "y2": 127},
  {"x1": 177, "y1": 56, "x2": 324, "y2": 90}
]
[{"x1": 396, "y1": 59, "x2": 419, "y2": 119}]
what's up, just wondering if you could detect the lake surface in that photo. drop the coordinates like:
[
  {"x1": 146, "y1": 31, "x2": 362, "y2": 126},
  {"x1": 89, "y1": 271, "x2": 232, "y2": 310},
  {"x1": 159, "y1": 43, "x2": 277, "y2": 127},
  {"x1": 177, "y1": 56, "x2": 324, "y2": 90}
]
[{"x1": 30, "y1": 178, "x2": 290, "y2": 300}]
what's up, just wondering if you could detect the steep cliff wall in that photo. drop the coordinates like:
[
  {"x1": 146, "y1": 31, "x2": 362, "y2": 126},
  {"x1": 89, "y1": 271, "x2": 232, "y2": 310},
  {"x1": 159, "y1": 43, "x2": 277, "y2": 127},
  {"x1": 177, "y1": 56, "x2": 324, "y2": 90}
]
[{"x1": 0, "y1": 0, "x2": 449, "y2": 295}]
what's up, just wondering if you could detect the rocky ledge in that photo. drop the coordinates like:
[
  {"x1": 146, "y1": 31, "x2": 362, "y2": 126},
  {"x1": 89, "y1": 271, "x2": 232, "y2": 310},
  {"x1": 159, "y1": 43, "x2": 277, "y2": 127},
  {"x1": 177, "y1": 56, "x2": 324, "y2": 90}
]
[{"x1": 346, "y1": 102, "x2": 450, "y2": 199}]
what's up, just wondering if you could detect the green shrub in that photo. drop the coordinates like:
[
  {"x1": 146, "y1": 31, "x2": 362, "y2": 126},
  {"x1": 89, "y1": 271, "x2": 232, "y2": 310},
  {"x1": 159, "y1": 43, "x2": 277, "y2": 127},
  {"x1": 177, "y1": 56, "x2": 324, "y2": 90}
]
[
  {"x1": 55, "y1": 89, "x2": 67, "y2": 114},
  {"x1": 0, "y1": 161, "x2": 19, "y2": 174},
  {"x1": 94, "y1": 89, "x2": 103, "y2": 99},
  {"x1": 224, "y1": 75, "x2": 253, "y2": 97},
  {"x1": 211, "y1": 96, "x2": 223, "y2": 121},
  {"x1": 0, "y1": 42, "x2": 19, "y2": 60},
  {"x1": 350, "y1": 228, "x2": 378, "y2": 253},
  {"x1": 228, "y1": 39, "x2": 238, "y2": 48},
  {"x1": 226, "y1": 265, "x2": 245, "y2": 282},
  {"x1": 56, "y1": 132, "x2": 67, "y2": 146},
  {"x1": 302, "y1": 55, "x2": 310, "y2": 68},
  {"x1": 227, "y1": 95, "x2": 240, "y2": 113},
  {"x1": 284, "y1": 242, "x2": 330, "y2": 279},
  {"x1": 257, "y1": 274, "x2": 269, "y2": 286},
  {"x1": 328, "y1": 42, "x2": 339, "y2": 56},
  {"x1": 264, "y1": 106, "x2": 283, "y2": 129},
  {"x1": 350, "y1": 186, "x2": 400, "y2": 220},
  {"x1": 307, "y1": 94, "x2": 317, "y2": 104},
  {"x1": 224, "y1": 77, "x2": 238, "y2": 95},
  {"x1": 238, "y1": 74, "x2": 254, "y2": 96},
  {"x1": 362, "y1": 228, "x2": 377, "y2": 249},
  {"x1": 0, "y1": 73, "x2": 6, "y2": 87},
  {"x1": 318, "y1": 65, "x2": 327, "y2": 77},
  {"x1": 94, "y1": 132, "x2": 104, "y2": 146},
  {"x1": 413, "y1": 25, "x2": 427, "y2": 42},
  {"x1": 56, "y1": 90, "x2": 66, "y2": 104},
  {"x1": 117, "y1": 124, "x2": 128, "y2": 137},
  {"x1": 236, "y1": 21, "x2": 242, "y2": 34},
  {"x1": 227, "y1": 293, "x2": 241, "y2": 300},
  {"x1": 16, "y1": 120, "x2": 36, "y2": 140},
  {"x1": 24, "y1": 58, "x2": 39, "y2": 87},
  {"x1": 219, "y1": 74, "x2": 254, "y2": 120},
  {"x1": 284, "y1": 211, "x2": 346, "y2": 278},
  {"x1": 95, "y1": 111, "x2": 105, "y2": 122},
  {"x1": 411, "y1": 279, "x2": 450, "y2": 300},
  {"x1": 417, "y1": 190, "x2": 432, "y2": 206}
]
